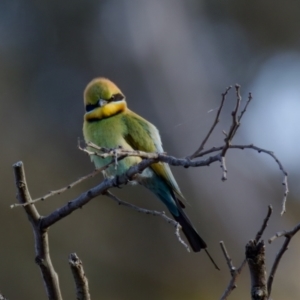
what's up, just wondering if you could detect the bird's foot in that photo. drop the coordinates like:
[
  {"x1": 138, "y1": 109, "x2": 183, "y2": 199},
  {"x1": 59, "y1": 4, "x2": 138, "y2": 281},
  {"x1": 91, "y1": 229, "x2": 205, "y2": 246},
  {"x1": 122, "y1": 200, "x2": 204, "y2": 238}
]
[{"x1": 113, "y1": 175, "x2": 123, "y2": 188}]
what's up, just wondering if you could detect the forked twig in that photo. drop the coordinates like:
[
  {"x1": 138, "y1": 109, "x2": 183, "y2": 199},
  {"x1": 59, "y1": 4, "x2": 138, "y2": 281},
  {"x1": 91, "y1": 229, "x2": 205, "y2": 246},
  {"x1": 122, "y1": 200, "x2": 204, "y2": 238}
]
[
  {"x1": 220, "y1": 85, "x2": 244, "y2": 180},
  {"x1": 220, "y1": 253, "x2": 247, "y2": 300},
  {"x1": 189, "y1": 85, "x2": 232, "y2": 159},
  {"x1": 220, "y1": 205, "x2": 273, "y2": 300}
]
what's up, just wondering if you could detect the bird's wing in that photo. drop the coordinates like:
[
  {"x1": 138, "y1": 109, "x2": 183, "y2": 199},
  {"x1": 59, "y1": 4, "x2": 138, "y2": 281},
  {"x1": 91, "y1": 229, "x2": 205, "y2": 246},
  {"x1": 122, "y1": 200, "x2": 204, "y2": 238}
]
[{"x1": 123, "y1": 109, "x2": 184, "y2": 199}]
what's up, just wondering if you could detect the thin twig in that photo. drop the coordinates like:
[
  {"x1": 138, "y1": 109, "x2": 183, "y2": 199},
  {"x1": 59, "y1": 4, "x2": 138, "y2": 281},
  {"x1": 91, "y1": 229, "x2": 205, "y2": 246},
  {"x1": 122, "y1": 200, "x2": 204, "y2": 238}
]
[
  {"x1": 238, "y1": 92, "x2": 253, "y2": 122},
  {"x1": 220, "y1": 156, "x2": 227, "y2": 182},
  {"x1": 219, "y1": 240, "x2": 247, "y2": 300},
  {"x1": 105, "y1": 191, "x2": 190, "y2": 252},
  {"x1": 281, "y1": 175, "x2": 289, "y2": 215},
  {"x1": 69, "y1": 253, "x2": 91, "y2": 300},
  {"x1": 81, "y1": 145, "x2": 161, "y2": 160},
  {"x1": 189, "y1": 85, "x2": 232, "y2": 159},
  {"x1": 220, "y1": 85, "x2": 242, "y2": 163},
  {"x1": 220, "y1": 241, "x2": 235, "y2": 276},
  {"x1": 267, "y1": 222, "x2": 300, "y2": 297},
  {"x1": 11, "y1": 166, "x2": 106, "y2": 208},
  {"x1": 255, "y1": 205, "x2": 273, "y2": 243},
  {"x1": 13, "y1": 162, "x2": 63, "y2": 300}
]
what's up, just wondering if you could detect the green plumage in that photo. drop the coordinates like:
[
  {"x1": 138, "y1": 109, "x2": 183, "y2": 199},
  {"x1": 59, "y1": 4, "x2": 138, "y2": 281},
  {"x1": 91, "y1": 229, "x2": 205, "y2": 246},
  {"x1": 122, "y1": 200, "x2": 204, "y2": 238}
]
[{"x1": 82, "y1": 77, "x2": 207, "y2": 252}]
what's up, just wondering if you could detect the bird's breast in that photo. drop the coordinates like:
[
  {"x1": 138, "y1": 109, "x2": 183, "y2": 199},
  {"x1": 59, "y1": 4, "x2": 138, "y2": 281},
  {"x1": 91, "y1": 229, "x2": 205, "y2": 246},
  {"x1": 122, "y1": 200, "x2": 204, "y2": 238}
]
[{"x1": 83, "y1": 115, "x2": 142, "y2": 176}]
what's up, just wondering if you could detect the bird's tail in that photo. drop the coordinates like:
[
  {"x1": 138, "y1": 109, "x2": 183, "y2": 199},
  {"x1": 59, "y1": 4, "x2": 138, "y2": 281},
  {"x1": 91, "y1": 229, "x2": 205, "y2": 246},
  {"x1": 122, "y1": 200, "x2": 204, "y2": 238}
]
[{"x1": 171, "y1": 205, "x2": 207, "y2": 252}]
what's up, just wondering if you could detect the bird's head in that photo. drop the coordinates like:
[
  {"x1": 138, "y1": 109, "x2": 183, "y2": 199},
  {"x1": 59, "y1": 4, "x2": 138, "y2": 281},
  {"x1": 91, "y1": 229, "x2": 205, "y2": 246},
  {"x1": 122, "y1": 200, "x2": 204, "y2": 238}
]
[{"x1": 84, "y1": 78, "x2": 126, "y2": 121}]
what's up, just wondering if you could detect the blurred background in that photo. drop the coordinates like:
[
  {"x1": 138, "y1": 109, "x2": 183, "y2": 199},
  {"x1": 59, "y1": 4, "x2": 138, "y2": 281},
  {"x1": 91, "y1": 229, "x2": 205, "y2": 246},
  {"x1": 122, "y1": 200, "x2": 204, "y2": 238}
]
[{"x1": 1, "y1": 0, "x2": 300, "y2": 299}]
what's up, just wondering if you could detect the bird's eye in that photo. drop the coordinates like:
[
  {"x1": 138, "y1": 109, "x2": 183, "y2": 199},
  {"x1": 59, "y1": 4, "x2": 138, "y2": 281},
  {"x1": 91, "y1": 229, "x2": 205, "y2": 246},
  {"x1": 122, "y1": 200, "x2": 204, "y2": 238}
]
[
  {"x1": 85, "y1": 103, "x2": 99, "y2": 112},
  {"x1": 110, "y1": 93, "x2": 124, "y2": 102}
]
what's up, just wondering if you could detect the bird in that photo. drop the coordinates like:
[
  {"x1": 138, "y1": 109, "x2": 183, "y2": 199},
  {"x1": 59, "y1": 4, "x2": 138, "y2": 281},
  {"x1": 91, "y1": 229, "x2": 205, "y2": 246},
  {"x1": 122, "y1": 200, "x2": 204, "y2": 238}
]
[{"x1": 82, "y1": 77, "x2": 207, "y2": 252}]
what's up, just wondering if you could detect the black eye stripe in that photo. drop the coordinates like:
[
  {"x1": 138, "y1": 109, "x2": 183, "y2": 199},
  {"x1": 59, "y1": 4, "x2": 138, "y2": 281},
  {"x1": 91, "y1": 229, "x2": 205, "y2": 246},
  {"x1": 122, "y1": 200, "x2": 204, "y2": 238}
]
[
  {"x1": 85, "y1": 103, "x2": 99, "y2": 112},
  {"x1": 110, "y1": 93, "x2": 124, "y2": 102},
  {"x1": 86, "y1": 93, "x2": 124, "y2": 112}
]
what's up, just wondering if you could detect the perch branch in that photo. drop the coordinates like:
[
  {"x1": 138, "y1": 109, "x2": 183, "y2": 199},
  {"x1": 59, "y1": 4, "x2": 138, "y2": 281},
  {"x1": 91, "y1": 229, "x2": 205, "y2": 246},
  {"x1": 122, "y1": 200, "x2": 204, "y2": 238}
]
[{"x1": 30, "y1": 154, "x2": 219, "y2": 228}]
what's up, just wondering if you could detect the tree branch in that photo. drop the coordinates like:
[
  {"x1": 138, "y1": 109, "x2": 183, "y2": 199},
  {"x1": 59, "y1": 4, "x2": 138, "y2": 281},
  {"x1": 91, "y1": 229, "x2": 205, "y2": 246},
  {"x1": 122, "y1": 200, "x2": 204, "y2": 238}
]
[{"x1": 13, "y1": 162, "x2": 62, "y2": 300}]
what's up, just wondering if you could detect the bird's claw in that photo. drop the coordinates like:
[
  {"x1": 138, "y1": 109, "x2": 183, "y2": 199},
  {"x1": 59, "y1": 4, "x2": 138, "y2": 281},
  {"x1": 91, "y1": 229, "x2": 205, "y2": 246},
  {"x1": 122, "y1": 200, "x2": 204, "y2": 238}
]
[{"x1": 113, "y1": 175, "x2": 122, "y2": 188}]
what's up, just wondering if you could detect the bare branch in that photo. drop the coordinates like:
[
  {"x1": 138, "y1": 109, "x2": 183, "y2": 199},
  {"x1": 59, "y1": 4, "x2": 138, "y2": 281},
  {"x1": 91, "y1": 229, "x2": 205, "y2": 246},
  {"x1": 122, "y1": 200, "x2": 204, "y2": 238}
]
[
  {"x1": 13, "y1": 162, "x2": 63, "y2": 300},
  {"x1": 12, "y1": 143, "x2": 287, "y2": 255},
  {"x1": 35, "y1": 154, "x2": 220, "y2": 228},
  {"x1": 69, "y1": 253, "x2": 91, "y2": 300},
  {"x1": 189, "y1": 85, "x2": 232, "y2": 159},
  {"x1": 268, "y1": 222, "x2": 300, "y2": 297}
]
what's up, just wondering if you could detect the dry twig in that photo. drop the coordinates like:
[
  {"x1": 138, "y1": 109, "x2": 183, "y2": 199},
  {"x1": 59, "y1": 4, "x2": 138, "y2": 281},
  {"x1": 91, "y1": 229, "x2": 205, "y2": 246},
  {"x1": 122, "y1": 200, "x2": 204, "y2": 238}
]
[
  {"x1": 220, "y1": 205, "x2": 273, "y2": 300},
  {"x1": 69, "y1": 253, "x2": 91, "y2": 300},
  {"x1": 13, "y1": 162, "x2": 63, "y2": 300},
  {"x1": 268, "y1": 222, "x2": 300, "y2": 297},
  {"x1": 11, "y1": 166, "x2": 106, "y2": 208},
  {"x1": 189, "y1": 85, "x2": 232, "y2": 159}
]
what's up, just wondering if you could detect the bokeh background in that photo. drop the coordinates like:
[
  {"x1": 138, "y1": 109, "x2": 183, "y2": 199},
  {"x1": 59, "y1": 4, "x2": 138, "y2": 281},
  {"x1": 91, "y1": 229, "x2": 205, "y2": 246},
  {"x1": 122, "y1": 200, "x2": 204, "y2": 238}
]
[{"x1": 1, "y1": 0, "x2": 300, "y2": 299}]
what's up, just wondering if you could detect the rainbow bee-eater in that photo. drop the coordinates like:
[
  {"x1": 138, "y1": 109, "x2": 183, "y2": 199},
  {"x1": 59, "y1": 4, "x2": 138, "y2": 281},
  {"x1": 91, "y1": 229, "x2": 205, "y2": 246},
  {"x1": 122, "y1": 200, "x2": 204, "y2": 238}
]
[{"x1": 82, "y1": 77, "x2": 206, "y2": 252}]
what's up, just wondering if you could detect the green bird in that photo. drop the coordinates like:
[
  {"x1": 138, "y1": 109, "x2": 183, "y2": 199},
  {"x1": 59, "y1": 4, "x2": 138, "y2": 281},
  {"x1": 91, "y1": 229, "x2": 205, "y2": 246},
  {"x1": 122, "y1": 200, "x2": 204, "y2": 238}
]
[{"x1": 83, "y1": 77, "x2": 207, "y2": 252}]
